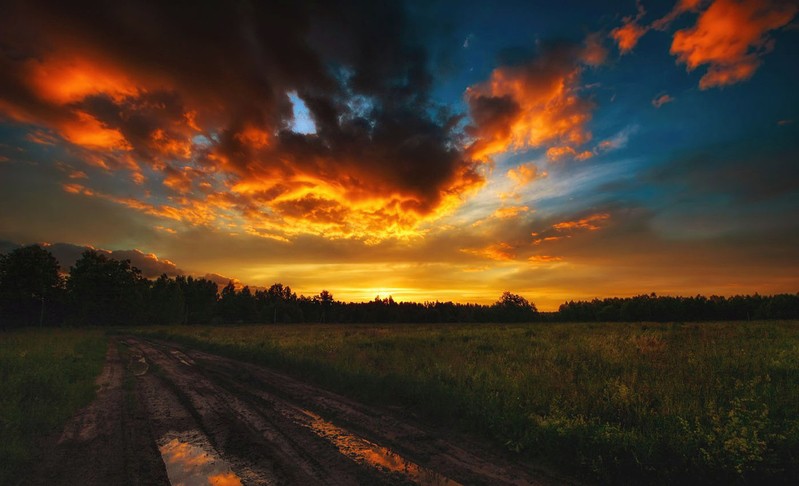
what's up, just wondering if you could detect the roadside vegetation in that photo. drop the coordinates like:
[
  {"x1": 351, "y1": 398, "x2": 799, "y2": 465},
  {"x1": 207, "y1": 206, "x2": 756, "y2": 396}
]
[
  {"x1": 0, "y1": 329, "x2": 107, "y2": 485},
  {"x1": 140, "y1": 321, "x2": 799, "y2": 484}
]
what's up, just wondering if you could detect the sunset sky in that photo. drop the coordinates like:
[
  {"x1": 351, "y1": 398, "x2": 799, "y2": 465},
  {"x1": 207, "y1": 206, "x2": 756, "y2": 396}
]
[{"x1": 1, "y1": 0, "x2": 798, "y2": 310}]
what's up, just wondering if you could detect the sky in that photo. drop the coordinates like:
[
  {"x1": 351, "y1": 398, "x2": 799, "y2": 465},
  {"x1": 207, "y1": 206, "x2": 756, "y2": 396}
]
[{"x1": 1, "y1": 0, "x2": 798, "y2": 310}]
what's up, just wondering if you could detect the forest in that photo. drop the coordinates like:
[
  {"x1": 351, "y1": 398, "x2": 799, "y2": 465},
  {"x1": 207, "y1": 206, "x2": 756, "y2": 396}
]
[{"x1": 1, "y1": 244, "x2": 798, "y2": 329}]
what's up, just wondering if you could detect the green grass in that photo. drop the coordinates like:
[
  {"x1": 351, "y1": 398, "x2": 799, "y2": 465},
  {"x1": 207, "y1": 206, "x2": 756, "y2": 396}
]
[
  {"x1": 139, "y1": 321, "x2": 799, "y2": 484},
  {"x1": 0, "y1": 328, "x2": 107, "y2": 485}
]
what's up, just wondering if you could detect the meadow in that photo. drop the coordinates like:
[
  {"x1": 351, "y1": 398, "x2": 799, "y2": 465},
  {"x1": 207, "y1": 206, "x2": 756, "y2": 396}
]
[
  {"x1": 0, "y1": 328, "x2": 107, "y2": 485},
  {"x1": 140, "y1": 321, "x2": 799, "y2": 484}
]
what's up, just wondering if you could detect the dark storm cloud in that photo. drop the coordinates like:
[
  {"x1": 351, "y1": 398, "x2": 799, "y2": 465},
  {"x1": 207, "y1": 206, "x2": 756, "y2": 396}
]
[{"x1": 0, "y1": 0, "x2": 481, "y2": 237}]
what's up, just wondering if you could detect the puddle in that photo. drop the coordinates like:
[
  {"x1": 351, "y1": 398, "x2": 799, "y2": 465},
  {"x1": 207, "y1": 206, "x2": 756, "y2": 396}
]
[
  {"x1": 158, "y1": 432, "x2": 242, "y2": 486},
  {"x1": 296, "y1": 409, "x2": 461, "y2": 486}
]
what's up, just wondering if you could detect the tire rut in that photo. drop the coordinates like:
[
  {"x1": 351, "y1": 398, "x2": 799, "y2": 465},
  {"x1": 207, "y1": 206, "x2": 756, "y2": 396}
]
[
  {"x1": 126, "y1": 337, "x2": 400, "y2": 485},
  {"x1": 133, "y1": 336, "x2": 567, "y2": 486}
]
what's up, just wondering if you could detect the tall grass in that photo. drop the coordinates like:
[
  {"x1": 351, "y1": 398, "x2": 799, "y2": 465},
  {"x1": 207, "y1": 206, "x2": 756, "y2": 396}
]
[
  {"x1": 140, "y1": 322, "x2": 799, "y2": 484},
  {"x1": 0, "y1": 328, "x2": 107, "y2": 485}
]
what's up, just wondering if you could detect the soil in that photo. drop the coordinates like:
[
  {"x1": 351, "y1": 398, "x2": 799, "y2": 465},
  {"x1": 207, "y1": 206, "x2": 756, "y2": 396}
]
[{"x1": 28, "y1": 336, "x2": 573, "y2": 485}]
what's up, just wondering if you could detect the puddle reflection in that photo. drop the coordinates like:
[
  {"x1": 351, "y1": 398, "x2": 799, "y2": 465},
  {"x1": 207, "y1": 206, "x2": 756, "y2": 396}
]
[
  {"x1": 158, "y1": 433, "x2": 242, "y2": 486},
  {"x1": 299, "y1": 409, "x2": 461, "y2": 486}
]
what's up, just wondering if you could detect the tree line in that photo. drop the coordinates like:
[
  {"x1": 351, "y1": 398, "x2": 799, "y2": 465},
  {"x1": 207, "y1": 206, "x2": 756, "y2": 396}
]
[
  {"x1": 0, "y1": 244, "x2": 797, "y2": 328},
  {"x1": 0, "y1": 245, "x2": 536, "y2": 328},
  {"x1": 555, "y1": 292, "x2": 799, "y2": 322}
]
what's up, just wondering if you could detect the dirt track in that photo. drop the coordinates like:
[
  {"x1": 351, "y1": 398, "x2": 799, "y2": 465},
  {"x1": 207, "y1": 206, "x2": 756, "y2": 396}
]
[{"x1": 29, "y1": 337, "x2": 565, "y2": 485}]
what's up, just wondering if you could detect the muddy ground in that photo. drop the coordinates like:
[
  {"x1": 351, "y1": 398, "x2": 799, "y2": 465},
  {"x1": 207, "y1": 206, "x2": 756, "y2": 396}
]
[{"x1": 29, "y1": 337, "x2": 569, "y2": 485}]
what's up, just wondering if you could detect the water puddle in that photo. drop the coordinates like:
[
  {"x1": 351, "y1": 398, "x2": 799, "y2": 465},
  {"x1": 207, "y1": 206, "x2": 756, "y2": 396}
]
[
  {"x1": 158, "y1": 432, "x2": 242, "y2": 486},
  {"x1": 296, "y1": 409, "x2": 461, "y2": 486}
]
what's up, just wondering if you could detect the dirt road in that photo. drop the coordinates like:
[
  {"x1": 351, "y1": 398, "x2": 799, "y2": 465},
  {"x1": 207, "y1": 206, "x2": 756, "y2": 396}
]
[{"x1": 30, "y1": 336, "x2": 565, "y2": 485}]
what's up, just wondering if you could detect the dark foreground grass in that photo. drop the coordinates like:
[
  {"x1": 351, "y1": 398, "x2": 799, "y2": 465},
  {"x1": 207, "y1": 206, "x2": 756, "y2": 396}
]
[
  {"x1": 139, "y1": 321, "x2": 799, "y2": 484},
  {"x1": 0, "y1": 328, "x2": 107, "y2": 485}
]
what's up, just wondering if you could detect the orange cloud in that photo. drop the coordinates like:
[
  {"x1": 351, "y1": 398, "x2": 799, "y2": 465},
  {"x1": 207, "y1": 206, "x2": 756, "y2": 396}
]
[
  {"x1": 528, "y1": 213, "x2": 610, "y2": 247},
  {"x1": 208, "y1": 472, "x2": 242, "y2": 486},
  {"x1": 266, "y1": 193, "x2": 433, "y2": 242},
  {"x1": 652, "y1": 93, "x2": 675, "y2": 108},
  {"x1": 162, "y1": 165, "x2": 210, "y2": 194},
  {"x1": 62, "y1": 183, "x2": 86, "y2": 195},
  {"x1": 150, "y1": 129, "x2": 192, "y2": 159},
  {"x1": 60, "y1": 111, "x2": 131, "y2": 150},
  {"x1": 465, "y1": 42, "x2": 598, "y2": 162},
  {"x1": 611, "y1": 22, "x2": 648, "y2": 54},
  {"x1": 61, "y1": 181, "x2": 230, "y2": 227},
  {"x1": 529, "y1": 255, "x2": 564, "y2": 263},
  {"x1": 653, "y1": 0, "x2": 706, "y2": 30},
  {"x1": 234, "y1": 126, "x2": 270, "y2": 149},
  {"x1": 492, "y1": 205, "x2": 530, "y2": 219},
  {"x1": 612, "y1": 0, "x2": 706, "y2": 53},
  {"x1": 155, "y1": 225, "x2": 177, "y2": 234},
  {"x1": 546, "y1": 146, "x2": 593, "y2": 162},
  {"x1": 611, "y1": 2, "x2": 649, "y2": 53},
  {"x1": 671, "y1": 0, "x2": 797, "y2": 89},
  {"x1": 532, "y1": 235, "x2": 569, "y2": 245},
  {"x1": 0, "y1": 51, "x2": 177, "y2": 154},
  {"x1": 507, "y1": 163, "x2": 544, "y2": 185},
  {"x1": 612, "y1": 0, "x2": 796, "y2": 89},
  {"x1": 24, "y1": 55, "x2": 139, "y2": 105},
  {"x1": 461, "y1": 242, "x2": 516, "y2": 261},
  {"x1": 553, "y1": 212, "x2": 610, "y2": 231}
]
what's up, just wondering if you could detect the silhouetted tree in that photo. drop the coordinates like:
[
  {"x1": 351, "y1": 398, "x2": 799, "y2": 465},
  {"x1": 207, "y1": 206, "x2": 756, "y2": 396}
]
[
  {"x1": 67, "y1": 250, "x2": 148, "y2": 326},
  {"x1": 315, "y1": 290, "x2": 334, "y2": 323},
  {"x1": 492, "y1": 291, "x2": 538, "y2": 322},
  {"x1": 0, "y1": 245, "x2": 63, "y2": 329},
  {"x1": 257, "y1": 283, "x2": 300, "y2": 323},
  {"x1": 217, "y1": 281, "x2": 238, "y2": 323},
  {"x1": 176, "y1": 276, "x2": 218, "y2": 324},
  {"x1": 238, "y1": 286, "x2": 257, "y2": 322},
  {"x1": 149, "y1": 274, "x2": 186, "y2": 325}
]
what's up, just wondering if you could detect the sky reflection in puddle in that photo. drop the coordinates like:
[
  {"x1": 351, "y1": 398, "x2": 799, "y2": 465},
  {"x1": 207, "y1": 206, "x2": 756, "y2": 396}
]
[
  {"x1": 158, "y1": 433, "x2": 242, "y2": 486},
  {"x1": 298, "y1": 409, "x2": 461, "y2": 486}
]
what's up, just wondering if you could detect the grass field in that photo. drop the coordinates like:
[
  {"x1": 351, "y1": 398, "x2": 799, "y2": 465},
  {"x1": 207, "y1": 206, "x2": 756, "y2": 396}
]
[
  {"x1": 0, "y1": 328, "x2": 107, "y2": 485},
  {"x1": 140, "y1": 321, "x2": 799, "y2": 484}
]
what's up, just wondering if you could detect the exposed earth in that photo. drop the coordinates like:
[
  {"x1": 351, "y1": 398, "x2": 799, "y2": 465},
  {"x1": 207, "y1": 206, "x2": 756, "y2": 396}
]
[{"x1": 29, "y1": 337, "x2": 567, "y2": 485}]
